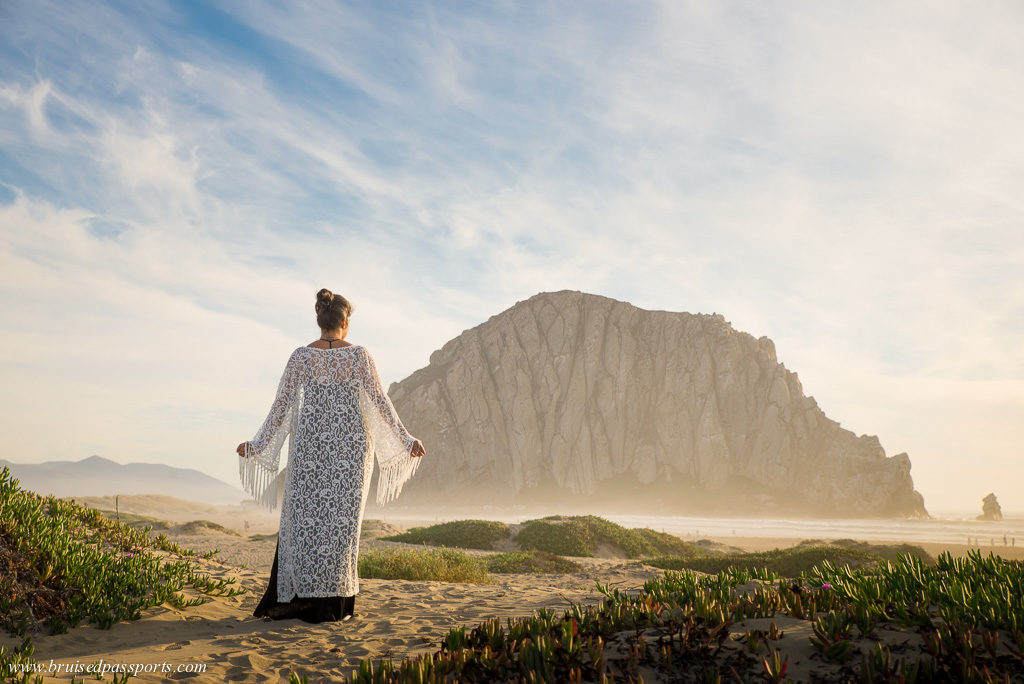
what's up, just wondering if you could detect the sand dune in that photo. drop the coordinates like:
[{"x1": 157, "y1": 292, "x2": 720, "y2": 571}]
[{"x1": 63, "y1": 494, "x2": 282, "y2": 536}]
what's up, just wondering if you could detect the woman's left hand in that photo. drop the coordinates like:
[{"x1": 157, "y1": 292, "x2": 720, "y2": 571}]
[
  {"x1": 410, "y1": 439, "x2": 426, "y2": 458},
  {"x1": 236, "y1": 442, "x2": 250, "y2": 458}
]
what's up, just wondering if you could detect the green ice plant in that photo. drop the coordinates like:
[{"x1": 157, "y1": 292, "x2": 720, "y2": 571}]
[
  {"x1": 810, "y1": 610, "x2": 856, "y2": 663},
  {"x1": 738, "y1": 628, "x2": 762, "y2": 654},
  {"x1": 808, "y1": 550, "x2": 1024, "y2": 631},
  {"x1": 0, "y1": 466, "x2": 244, "y2": 680},
  {"x1": 343, "y1": 544, "x2": 1024, "y2": 682},
  {"x1": 761, "y1": 646, "x2": 789, "y2": 684},
  {"x1": 0, "y1": 638, "x2": 43, "y2": 684}
]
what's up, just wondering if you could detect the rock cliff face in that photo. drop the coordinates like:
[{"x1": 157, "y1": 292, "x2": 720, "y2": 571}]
[{"x1": 384, "y1": 291, "x2": 928, "y2": 517}]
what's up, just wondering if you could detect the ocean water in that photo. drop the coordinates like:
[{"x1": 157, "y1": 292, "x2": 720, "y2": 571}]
[{"x1": 597, "y1": 512, "x2": 1024, "y2": 547}]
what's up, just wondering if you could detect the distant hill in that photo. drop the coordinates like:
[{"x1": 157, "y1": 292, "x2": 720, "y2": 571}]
[{"x1": 0, "y1": 455, "x2": 247, "y2": 506}]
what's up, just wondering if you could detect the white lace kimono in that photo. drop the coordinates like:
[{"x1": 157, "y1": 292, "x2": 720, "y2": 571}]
[{"x1": 239, "y1": 345, "x2": 421, "y2": 600}]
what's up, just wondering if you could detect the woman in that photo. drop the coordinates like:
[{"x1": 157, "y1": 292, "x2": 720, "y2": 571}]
[{"x1": 236, "y1": 288, "x2": 426, "y2": 623}]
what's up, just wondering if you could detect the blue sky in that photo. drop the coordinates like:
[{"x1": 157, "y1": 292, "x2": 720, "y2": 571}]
[{"x1": 1, "y1": 1, "x2": 1022, "y2": 513}]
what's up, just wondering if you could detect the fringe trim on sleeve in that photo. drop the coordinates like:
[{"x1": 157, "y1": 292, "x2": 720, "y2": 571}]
[
  {"x1": 376, "y1": 449, "x2": 422, "y2": 507},
  {"x1": 239, "y1": 444, "x2": 279, "y2": 512},
  {"x1": 354, "y1": 347, "x2": 423, "y2": 507}
]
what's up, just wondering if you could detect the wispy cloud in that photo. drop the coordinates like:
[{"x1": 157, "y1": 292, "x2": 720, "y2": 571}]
[{"x1": 0, "y1": 0, "x2": 1021, "y2": 511}]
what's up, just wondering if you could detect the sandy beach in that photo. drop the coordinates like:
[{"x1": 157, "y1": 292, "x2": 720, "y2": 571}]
[
  {"x1": 4, "y1": 500, "x2": 1022, "y2": 683},
  {"x1": 2, "y1": 532, "x2": 663, "y2": 682}
]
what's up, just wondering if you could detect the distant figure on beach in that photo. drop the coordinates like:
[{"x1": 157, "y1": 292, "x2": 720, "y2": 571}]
[{"x1": 236, "y1": 288, "x2": 425, "y2": 623}]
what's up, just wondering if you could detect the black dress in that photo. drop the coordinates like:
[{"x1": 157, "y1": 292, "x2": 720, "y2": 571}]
[{"x1": 253, "y1": 540, "x2": 355, "y2": 623}]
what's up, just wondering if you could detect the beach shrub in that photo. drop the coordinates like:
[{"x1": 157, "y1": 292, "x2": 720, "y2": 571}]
[
  {"x1": 800, "y1": 538, "x2": 934, "y2": 564},
  {"x1": 381, "y1": 520, "x2": 511, "y2": 550},
  {"x1": 647, "y1": 546, "x2": 879, "y2": 576},
  {"x1": 513, "y1": 517, "x2": 593, "y2": 556},
  {"x1": 484, "y1": 551, "x2": 582, "y2": 574},
  {"x1": 358, "y1": 547, "x2": 491, "y2": 583},
  {"x1": 381, "y1": 516, "x2": 694, "y2": 558},
  {"x1": 645, "y1": 542, "x2": 934, "y2": 576},
  {"x1": 514, "y1": 515, "x2": 696, "y2": 558},
  {"x1": 631, "y1": 527, "x2": 700, "y2": 557}
]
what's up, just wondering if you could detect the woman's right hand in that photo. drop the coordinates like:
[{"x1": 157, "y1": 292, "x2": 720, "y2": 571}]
[{"x1": 410, "y1": 439, "x2": 425, "y2": 458}]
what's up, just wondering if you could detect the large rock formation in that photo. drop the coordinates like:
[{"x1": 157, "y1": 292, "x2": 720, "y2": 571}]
[
  {"x1": 977, "y1": 493, "x2": 1003, "y2": 521},
  {"x1": 381, "y1": 291, "x2": 928, "y2": 517}
]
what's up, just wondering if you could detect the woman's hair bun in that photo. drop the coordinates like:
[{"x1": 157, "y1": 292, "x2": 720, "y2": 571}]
[
  {"x1": 315, "y1": 288, "x2": 334, "y2": 312},
  {"x1": 314, "y1": 288, "x2": 353, "y2": 329}
]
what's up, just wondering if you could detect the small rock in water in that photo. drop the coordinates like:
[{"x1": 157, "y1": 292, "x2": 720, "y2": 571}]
[{"x1": 976, "y1": 492, "x2": 1003, "y2": 521}]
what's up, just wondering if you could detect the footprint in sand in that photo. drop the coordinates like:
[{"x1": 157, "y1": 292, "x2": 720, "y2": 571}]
[
  {"x1": 224, "y1": 666, "x2": 260, "y2": 682},
  {"x1": 261, "y1": 631, "x2": 297, "y2": 642},
  {"x1": 228, "y1": 653, "x2": 274, "y2": 670},
  {"x1": 161, "y1": 640, "x2": 192, "y2": 651}
]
